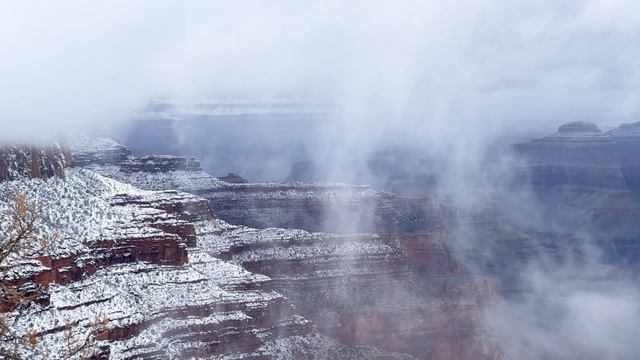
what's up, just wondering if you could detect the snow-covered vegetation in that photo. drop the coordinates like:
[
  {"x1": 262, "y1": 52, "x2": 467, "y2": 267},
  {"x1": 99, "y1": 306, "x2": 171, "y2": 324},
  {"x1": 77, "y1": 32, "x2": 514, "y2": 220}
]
[{"x1": 0, "y1": 169, "x2": 166, "y2": 258}]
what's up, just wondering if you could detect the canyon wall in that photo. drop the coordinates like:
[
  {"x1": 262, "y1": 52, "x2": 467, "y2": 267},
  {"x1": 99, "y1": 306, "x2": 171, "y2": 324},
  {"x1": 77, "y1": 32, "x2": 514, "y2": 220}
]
[
  {"x1": 1, "y1": 169, "x2": 410, "y2": 359},
  {"x1": 66, "y1": 137, "x2": 502, "y2": 359},
  {"x1": 0, "y1": 144, "x2": 71, "y2": 182},
  {"x1": 512, "y1": 121, "x2": 640, "y2": 235}
]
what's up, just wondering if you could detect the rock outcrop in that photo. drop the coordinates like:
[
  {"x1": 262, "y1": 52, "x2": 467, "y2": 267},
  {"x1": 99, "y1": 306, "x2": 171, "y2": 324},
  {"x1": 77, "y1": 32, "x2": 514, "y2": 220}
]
[
  {"x1": 0, "y1": 144, "x2": 72, "y2": 182},
  {"x1": 67, "y1": 135, "x2": 131, "y2": 167},
  {"x1": 69, "y1": 134, "x2": 201, "y2": 173}
]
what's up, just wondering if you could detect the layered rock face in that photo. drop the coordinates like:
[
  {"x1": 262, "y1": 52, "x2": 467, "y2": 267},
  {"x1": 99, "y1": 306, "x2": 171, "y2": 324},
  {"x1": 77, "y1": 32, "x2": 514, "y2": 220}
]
[
  {"x1": 1, "y1": 169, "x2": 407, "y2": 359},
  {"x1": 196, "y1": 224, "x2": 500, "y2": 360},
  {"x1": 67, "y1": 135, "x2": 224, "y2": 195},
  {"x1": 513, "y1": 121, "x2": 621, "y2": 187},
  {"x1": 198, "y1": 183, "x2": 450, "y2": 234},
  {"x1": 83, "y1": 166, "x2": 446, "y2": 235},
  {"x1": 0, "y1": 144, "x2": 72, "y2": 182},
  {"x1": 64, "y1": 137, "x2": 502, "y2": 359},
  {"x1": 505, "y1": 121, "x2": 640, "y2": 290},
  {"x1": 512, "y1": 121, "x2": 640, "y2": 234},
  {"x1": 608, "y1": 122, "x2": 640, "y2": 190},
  {"x1": 512, "y1": 120, "x2": 640, "y2": 191},
  {"x1": 69, "y1": 134, "x2": 202, "y2": 174},
  {"x1": 45, "y1": 120, "x2": 640, "y2": 359},
  {"x1": 68, "y1": 135, "x2": 448, "y2": 235}
]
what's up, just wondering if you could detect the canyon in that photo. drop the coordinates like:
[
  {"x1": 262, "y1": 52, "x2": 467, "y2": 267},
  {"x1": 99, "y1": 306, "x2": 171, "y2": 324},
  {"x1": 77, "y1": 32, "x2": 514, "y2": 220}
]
[
  {"x1": 2, "y1": 120, "x2": 640, "y2": 359},
  {"x1": 72, "y1": 135, "x2": 500, "y2": 359}
]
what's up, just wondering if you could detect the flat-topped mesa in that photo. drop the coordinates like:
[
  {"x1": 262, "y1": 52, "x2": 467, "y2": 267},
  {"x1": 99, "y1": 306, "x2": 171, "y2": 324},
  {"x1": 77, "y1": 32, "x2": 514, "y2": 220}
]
[
  {"x1": 511, "y1": 121, "x2": 626, "y2": 190},
  {"x1": 0, "y1": 144, "x2": 72, "y2": 182},
  {"x1": 514, "y1": 121, "x2": 615, "y2": 165},
  {"x1": 510, "y1": 121, "x2": 640, "y2": 234},
  {"x1": 556, "y1": 121, "x2": 602, "y2": 134}
]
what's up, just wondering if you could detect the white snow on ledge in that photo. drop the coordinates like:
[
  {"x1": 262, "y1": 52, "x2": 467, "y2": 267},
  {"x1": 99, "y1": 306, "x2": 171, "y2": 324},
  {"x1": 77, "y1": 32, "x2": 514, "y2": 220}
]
[{"x1": 0, "y1": 169, "x2": 168, "y2": 259}]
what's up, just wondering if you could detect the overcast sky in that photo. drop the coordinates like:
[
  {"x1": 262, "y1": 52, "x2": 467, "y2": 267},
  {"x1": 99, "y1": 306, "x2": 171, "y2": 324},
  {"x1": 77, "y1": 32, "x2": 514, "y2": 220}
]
[{"x1": 0, "y1": 0, "x2": 638, "y2": 142}]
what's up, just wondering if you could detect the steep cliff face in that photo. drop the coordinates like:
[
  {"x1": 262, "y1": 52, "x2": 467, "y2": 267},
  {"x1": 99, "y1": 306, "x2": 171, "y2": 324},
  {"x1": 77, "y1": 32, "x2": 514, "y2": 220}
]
[
  {"x1": 512, "y1": 121, "x2": 640, "y2": 190},
  {"x1": 195, "y1": 183, "x2": 449, "y2": 235},
  {"x1": 196, "y1": 224, "x2": 500, "y2": 360},
  {"x1": 1, "y1": 169, "x2": 407, "y2": 359},
  {"x1": 65, "y1": 138, "x2": 502, "y2": 359},
  {"x1": 512, "y1": 121, "x2": 640, "y2": 235},
  {"x1": 0, "y1": 144, "x2": 72, "y2": 182},
  {"x1": 69, "y1": 134, "x2": 201, "y2": 174},
  {"x1": 609, "y1": 121, "x2": 640, "y2": 191},
  {"x1": 513, "y1": 121, "x2": 621, "y2": 186},
  {"x1": 515, "y1": 121, "x2": 611, "y2": 159}
]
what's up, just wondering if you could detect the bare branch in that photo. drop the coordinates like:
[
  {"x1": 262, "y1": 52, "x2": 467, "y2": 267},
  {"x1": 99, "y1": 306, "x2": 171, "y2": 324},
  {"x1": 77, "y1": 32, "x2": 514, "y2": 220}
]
[
  {"x1": 0, "y1": 192, "x2": 104, "y2": 359},
  {"x1": 0, "y1": 192, "x2": 40, "y2": 267}
]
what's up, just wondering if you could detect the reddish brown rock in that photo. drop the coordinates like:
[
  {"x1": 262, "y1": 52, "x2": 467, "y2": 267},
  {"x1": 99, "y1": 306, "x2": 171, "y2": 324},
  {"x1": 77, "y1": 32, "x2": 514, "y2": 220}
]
[
  {"x1": 1, "y1": 168, "x2": 407, "y2": 359},
  {"x1": 0, "y1": 144, "x2": 71, "y2": 182},
  {"x1": 383, "y1": 230, "x2": 463, "y2": 274},
  {"x1": 200, "y1": 225, "x2": 501, "y2": 360}
]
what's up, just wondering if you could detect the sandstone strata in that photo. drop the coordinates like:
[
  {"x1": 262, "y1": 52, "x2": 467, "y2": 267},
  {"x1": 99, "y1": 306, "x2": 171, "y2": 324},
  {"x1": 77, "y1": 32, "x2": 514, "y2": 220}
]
[
  {"x1": 512, "y1": 121, "x2": 640, "y2": 235},
  {"x1": 66, "y1": 137, "x2": 501, "y2": 359},
  {"x1": 1, "y1": 169, "x2": 404, "y2": 359}
]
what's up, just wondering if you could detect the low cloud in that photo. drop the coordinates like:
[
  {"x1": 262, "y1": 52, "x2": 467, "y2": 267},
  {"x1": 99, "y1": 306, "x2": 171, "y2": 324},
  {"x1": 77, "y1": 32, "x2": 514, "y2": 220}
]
[{"x1": 0, "y1": 1, "x2": 638, "y2": 144}]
